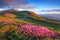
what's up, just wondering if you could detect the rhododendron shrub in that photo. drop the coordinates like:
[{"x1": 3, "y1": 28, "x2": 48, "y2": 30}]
[{"x1": 18, "y1": 24, "x2": 58, "y2": 39}]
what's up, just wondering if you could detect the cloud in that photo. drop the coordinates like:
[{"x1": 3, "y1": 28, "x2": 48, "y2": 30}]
[
  {"x1": 4, "y1": 0, "x2": 16, "y2": 5},
  {"x1": 0, "y1": 0, "x2": 36, "y2": 9},
  {"x1": 4, "y1": 0, "x2": 27, "y2": 5},
  {"x1": 40, "y1": 9, "x2": 60, "y2": 12},
  {"x1": 0, "y1": 0, "x2": 27, "y2": 8},
  {"x1": 27, "y1": 4, "x2": 36, "y2": 9},
  {"x1": 0, "y1": 8, "x2": 8, "y2": 11},
  {"x1": 3, "y1": 4, "x2": 36, "y2": 9},
  {"x1": 13, "y1": 4, "x2": 36, "y2": 9}
]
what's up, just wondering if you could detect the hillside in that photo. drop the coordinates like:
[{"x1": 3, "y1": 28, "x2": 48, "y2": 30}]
[
  {"x1": 0, "y1": 9, "x2": 60, "y2": 40},
  {"x1": 0, "y1": 10, "x2": 60, "y2": 30}
]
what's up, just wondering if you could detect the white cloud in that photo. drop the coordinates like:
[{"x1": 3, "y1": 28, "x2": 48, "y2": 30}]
[
  {"x1": 38, "y1": 12, "x2": 60, "y2": 14},
  {"x1": 0, "y1": 8, "x2": 8, "y2": 11}
]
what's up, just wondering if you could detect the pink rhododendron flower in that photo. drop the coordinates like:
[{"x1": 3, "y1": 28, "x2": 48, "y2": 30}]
[{"x1": 18, "y1": 24, "x2": 58, "y2": 38}]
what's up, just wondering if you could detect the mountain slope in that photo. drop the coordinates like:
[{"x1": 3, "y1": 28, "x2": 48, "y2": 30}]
[{"x1": 0, "y1": 10, "x2": 60, "y2": 30}]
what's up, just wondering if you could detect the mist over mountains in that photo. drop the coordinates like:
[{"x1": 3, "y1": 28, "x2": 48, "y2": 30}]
[
  {"x1": 40, "y1": 14, "x2": 60, "y2": 21},
  {"x1": 40, "y1": 9, "x2": 60, "y2": 12},
  {"x1": 39, "y1": 9, "x2": 60, "y2": 21}
]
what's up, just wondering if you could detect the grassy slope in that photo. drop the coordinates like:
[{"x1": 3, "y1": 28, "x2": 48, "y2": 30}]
[
  {"x1": 4, "y1": 11, "x2": 59, "y2": 30},
  {"x1": 0, "y1": 10, "x2": 60, "y2": 40},
  {"x1": 0, "y1": 10, "x2": 60, "y2": 31}
]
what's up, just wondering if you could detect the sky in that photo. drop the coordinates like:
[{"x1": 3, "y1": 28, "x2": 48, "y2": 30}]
[{"x1": 0, "y1": 0, "x2": 60, "y2": 12}]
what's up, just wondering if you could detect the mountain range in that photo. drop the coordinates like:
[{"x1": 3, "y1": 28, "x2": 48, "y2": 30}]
[{"x1": 40, "y1": 14, "x2": 60, "y2": 21}]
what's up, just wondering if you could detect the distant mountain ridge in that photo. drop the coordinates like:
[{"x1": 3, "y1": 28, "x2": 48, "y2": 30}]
[{"x1": 40, "y1": 14, "x2": 60, "y2": 21}]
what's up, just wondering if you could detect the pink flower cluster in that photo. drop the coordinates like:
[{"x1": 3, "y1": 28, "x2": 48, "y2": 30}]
[{"x1": 18, "y1": 24, "x2": 58, "y2": 38}]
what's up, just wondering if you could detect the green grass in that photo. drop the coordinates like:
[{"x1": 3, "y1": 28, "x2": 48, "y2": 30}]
[
  {"x1": 0, "y1": 11, "x2": 60, "y2": 40},
  {"x1": 8, "y1": 11, "x2": 60, "y2": 30}
]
